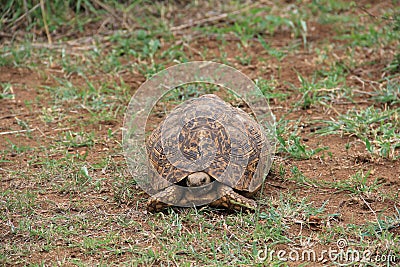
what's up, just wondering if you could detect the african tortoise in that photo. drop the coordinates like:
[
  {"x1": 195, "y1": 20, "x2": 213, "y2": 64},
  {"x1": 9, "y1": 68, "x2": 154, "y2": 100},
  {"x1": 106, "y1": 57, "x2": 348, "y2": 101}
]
[{"x1": 146, "y1": 94, "x2": 269, "y2": 212}]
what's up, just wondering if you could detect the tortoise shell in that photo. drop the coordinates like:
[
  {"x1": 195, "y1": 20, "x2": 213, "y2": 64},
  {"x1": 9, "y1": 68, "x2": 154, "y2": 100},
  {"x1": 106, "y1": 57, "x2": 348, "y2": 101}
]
[{"x1": 146, "y1": 94, "x2": 268, "y2": 194}]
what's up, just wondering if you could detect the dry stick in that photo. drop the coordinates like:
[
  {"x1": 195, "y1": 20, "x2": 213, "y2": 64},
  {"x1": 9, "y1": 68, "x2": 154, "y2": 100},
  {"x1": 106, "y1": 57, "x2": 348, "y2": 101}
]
[
  {"x1": 170, "y1": 3, "x2": 259, "y2": 32},
  {"x1": 0, "y1": 129, "x2": 35, "y2": 135},
  {"x1": 5, "y1": 3, "x2": 40, "y2": 30},
  {"x1": 40, "y1": 0, "x2": 52, "y2": 45},
  {"x1": 0, "y1": 111, "x2": 42, "y2": 120},
  {"x1": 0, "y1": 42, "x2": 96, "y2": 58},
  {"x1": 359, "y1": 194, "x2": 383, "y2": 233},
  {"x1": 171, "y1": 12, "x2": 237, "y2": 32},
  {"x1": 357, "y1": 5, "x2": 378, "y2": 19},
  {"x1": 92, "y1": 0, "x2": 122, "y2": 23},
  {"x1": 357, "y1": 4, "x2": 395, "y2": 21},
  {"x1": 0, "y1": 32, "x2": 13, "y2": 38},
  {"x1": 31, "y1": 42, "x2": 96, "y2": 51},
  {"x1": 351, "y1": 76, "x2": 381, "y2": 91}
]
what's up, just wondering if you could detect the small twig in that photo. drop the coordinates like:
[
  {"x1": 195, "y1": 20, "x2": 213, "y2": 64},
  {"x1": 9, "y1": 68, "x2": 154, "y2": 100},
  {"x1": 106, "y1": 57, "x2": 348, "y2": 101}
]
[
  {"x1": 357, "y1": 5, "x2": 378, "y2": 19},
  {"x1": 0, "y1": 129, "x2": 35, "y2": 135},
  {"x1": 92, "y1": 0, "x2": 122, "y2": 23},
  {"x1": 171, "y1": 12, "x2": 237, "y2": 31},
  {"x1": 357, "y1": 5, "x2": 395, "y2": 21},
  {"x1": 170, "y1": 3, "x2": 258, "y2": 32},
  {"x1": 322, "y1": 103, "x2": 341, "y2": 116},
  {"x1": 183, "y1": 43, "x2": 203, "y2": 57},
  {"x1": 53, "y1": 127, "x2": 71, "y2": 132},
  {"x1": 0, "y1": 111, "x2": 41, "y2": 120},
  {"x1": 5, "y1": 3, "x2": 40, "y2": 30},
  {"x1": 359, "y1": 194, "x2": 383, "y2": 233},
  {"x1": 40, "y1": 0, "x2": 52, "y2": 45},
  {"x1": 265, "y1": 182, "x2": 286, "y2": 189},
  {"x1": 80, "y1": 104, "x2": 92, "y2": 113},
  {"x1": 35, "y1": 126, "x2": 45, "y2": 137},
  {"x1": 0, "y1": 32, "x2": 14, "y2": 38},
  {"x1": 32, "y1": 42, "x2": 96, "y2": 52},
  {"x1": 351, "y1": 75, "x2": 380, "y2": 91},
  {"x1": 352, "y1": 90, "x2": 375, "y2": 96},
  {"x1": 1, "y1": 42, "x2": 96, "y2": 58},
  {"x1": 316, "y1": 88, "x2": 341, "y2": 92}
]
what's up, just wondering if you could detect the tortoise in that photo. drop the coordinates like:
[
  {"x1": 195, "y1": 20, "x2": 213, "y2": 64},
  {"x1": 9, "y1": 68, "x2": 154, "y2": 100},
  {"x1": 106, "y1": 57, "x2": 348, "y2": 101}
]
[{"x1": 146, "y1": 94, "x2": 269, "y2": 212}]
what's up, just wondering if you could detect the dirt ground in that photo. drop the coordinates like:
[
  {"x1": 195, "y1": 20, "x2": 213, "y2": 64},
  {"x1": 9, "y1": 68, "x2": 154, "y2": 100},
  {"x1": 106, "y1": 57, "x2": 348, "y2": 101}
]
[{"x1": 0, "y1": 0, "x2": 399, "y2": 266}]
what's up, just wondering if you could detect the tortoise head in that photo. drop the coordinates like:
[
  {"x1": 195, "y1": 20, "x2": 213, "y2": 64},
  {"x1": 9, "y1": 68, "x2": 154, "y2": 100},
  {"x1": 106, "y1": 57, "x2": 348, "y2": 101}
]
[{"x1": 186, "y1": 172, "x2": 212, "y2": 187}]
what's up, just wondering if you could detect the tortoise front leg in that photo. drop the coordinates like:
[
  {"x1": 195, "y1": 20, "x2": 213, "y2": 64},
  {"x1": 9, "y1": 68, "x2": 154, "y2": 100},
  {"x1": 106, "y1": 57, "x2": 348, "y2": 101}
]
[
  {"x1": 210, "y1": 186, "x2": 257, "y2": 211},
  {"x1": 147, "y1": 186, "x2": 181, "y2": 212}
]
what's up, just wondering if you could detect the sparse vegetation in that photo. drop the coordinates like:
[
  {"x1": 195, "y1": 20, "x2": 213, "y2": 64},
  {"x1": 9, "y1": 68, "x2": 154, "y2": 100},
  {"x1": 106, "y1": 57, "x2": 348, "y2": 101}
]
[{"x1": 0, "y1": 0, "x2": 399, "y2": 266}]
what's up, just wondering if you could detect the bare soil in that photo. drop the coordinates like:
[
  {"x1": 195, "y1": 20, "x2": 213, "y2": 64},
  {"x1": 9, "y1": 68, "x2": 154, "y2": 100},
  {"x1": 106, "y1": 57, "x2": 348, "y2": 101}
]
[{"x1": 0, "y1": 1, "x2": 399, "y2": 266}]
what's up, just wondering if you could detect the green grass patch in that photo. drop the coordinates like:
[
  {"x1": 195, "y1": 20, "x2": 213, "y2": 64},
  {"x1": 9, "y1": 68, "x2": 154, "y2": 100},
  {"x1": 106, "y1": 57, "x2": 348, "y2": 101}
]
[{"x1": 317, "y1": 106, "x2": 400, "y2": 159}]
